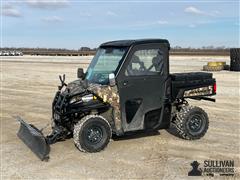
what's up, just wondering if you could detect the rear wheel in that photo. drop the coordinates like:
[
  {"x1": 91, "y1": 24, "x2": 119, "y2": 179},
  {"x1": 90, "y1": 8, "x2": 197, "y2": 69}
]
[
  {"x1": 73, "y1": 115, "x2": 112, "y2": 152},
  {"x1": 172, "y1": 105, "x2": 209, "y2": 140}
]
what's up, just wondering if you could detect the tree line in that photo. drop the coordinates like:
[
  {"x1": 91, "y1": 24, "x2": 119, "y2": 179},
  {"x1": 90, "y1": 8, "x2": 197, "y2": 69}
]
[{"x1": 0, "y1": 46, "x2": 231, "y2": 56}]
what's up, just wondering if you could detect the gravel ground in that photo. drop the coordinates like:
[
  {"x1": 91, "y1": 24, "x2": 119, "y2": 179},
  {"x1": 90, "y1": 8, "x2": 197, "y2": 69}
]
[{"x1": 1, "y1": 55, "x2": 239, "y2": 179}]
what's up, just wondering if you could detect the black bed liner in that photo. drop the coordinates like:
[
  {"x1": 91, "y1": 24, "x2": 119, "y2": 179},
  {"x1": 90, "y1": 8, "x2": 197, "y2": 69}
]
[{"x1": 170, "y1": 72, "x2": 213, "y2": 81}]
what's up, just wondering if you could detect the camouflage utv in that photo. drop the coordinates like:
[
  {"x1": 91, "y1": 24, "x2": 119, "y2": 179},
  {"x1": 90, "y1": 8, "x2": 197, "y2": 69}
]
[{"x1": 16, "y1": 39, "x2": 216, "y2": 161}]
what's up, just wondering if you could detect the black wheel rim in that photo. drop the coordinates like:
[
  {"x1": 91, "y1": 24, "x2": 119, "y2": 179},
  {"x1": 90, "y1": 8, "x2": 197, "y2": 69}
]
[
  {"x1": 86, "y1": 125, "x2": 103, "y2": 144},
  {"x1": 187, "y1": 114, "x2": 203, "y2": 133}
]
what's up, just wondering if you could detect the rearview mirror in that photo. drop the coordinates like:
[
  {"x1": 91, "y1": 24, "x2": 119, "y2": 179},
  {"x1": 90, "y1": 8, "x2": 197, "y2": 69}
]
[
  {"x1": 109, "y1": 73, "x2": 116, "y2": 86},
  {"x1": 77, "y1": 68, "x2": 85, "y2": 79}
]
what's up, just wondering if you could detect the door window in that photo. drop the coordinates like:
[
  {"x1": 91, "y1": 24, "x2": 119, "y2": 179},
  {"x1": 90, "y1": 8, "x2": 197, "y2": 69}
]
[{"x1": 125, "y1": 49, "x2": 164, "y2": 76}]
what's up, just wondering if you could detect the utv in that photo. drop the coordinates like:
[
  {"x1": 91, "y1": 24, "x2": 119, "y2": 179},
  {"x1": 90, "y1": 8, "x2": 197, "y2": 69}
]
[{"x1": 16, "y1": 39, "x2": 216, "y2": 161}]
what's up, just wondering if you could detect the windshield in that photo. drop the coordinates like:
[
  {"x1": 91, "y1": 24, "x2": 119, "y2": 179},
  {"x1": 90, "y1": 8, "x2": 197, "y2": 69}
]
[{"x1": 86, "y1": 47, "x2": 128, "y2": 85}]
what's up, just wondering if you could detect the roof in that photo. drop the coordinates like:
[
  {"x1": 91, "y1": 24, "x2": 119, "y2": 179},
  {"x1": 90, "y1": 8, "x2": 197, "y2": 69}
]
[{"x1": 100, "y1": 39, "x2": 170, "y2": 47}]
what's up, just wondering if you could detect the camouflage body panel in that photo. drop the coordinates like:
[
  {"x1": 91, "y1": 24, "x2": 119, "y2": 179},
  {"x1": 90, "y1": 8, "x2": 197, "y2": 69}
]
[
  {"x1": 64, "y1": 79, "x2": 87, "y2": 95},
  {"x1": 184, "y1": 86, "x2": 213, "y2": 97},
  {"x1": 88, "y1": 84, "x2": 121, "y2": 131}
]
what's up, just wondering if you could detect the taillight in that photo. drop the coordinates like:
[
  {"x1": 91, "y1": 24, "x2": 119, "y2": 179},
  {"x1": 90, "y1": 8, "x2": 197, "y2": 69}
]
[{"x1": 213, "y1": 83, "x2": 217, "y2": 93}]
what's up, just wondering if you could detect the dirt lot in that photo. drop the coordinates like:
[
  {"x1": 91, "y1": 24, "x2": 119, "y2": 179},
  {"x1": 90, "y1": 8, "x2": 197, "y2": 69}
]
[{"x1": 1, "y1": 55, "x2": 239, "y2": 179}]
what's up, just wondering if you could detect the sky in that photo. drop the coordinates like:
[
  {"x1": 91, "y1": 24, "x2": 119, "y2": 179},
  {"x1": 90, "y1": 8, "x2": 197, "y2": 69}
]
[{"x1": 1, "y1": 0, "x2": 239, "y2": 49}]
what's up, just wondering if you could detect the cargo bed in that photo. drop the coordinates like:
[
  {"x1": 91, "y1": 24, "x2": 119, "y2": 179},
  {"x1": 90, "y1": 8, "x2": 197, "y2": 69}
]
[{"x1": 170, "y1": 72, "x2": 216, "y2": 100}]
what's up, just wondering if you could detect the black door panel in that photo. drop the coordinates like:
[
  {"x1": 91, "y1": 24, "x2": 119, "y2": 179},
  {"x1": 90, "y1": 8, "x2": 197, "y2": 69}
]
[
  {"x1": 118, "y1": 76, "x2": 167, "y2": 131},
  {"x1": 116, "y1": 43, "x2": 169, "y2": 132}
]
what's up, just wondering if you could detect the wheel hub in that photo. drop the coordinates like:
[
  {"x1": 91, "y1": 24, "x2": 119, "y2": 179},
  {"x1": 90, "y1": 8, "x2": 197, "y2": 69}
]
[
  {"x1": 87, "y1": 126, "x2": 103, "y2": 144},
  {"x1": 188, "y1": 115, "x2": 202, "y2": 132}
]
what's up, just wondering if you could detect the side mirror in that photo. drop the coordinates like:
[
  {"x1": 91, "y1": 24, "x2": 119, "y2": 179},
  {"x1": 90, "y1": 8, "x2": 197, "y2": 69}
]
[
  {"x1": 77, "y1": 68, "x2": 85, "y2": 79},
  {"x1": 109, "y1": 73, "x2": 116, "y2": 86}
]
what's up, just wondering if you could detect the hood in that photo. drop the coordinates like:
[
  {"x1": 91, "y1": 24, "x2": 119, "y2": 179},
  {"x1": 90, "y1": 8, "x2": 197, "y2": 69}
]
[
  {"x1": 63, "y1": 79, "x2": 115, "y2": 99},
  {"x1": 64, "y1": 79, "x2": 88, "y2": 96}
]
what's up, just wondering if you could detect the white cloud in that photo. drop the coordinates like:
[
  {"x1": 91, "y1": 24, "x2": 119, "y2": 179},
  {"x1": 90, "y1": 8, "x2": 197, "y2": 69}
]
[
  {"x1": 213, "y1": 10, "x2": 220, "y2": 15},
  {"x1": 184, "y1": 6, "x2": 220, "y2": 17},
  {"x1": 187, "y1": 20, "x2": 218, "y2": 28},
  {"x1": 157, "y1": 20, "x2": 168, "y2": 25},
  {"x1": 25, "y1": 0, "x2": 69, "y2": 9},
  {"x1": 130, "y1": 20, "x2": 169, "y2": 28},
  {"x1": 2, "y1": 4, "x2": 22, "y2": 17},
  {"x1": 106, "y1": 11, "x2": 117, "y2": 17},
  {"x1": 42, "y1": 16, "x2": 63, "y2": 23},
  {"x1": 79, "y1": 12, "x2": 92, "y2": 17},
  {"x1": 184, "y1": 6, "x2": 205, "y2": 15},
  {"x1": 189, "y1": 24, "x2": 196, "y2": 28},
  {"x1": 3, "y1": 4, "x2": 13, "y2": 9}
]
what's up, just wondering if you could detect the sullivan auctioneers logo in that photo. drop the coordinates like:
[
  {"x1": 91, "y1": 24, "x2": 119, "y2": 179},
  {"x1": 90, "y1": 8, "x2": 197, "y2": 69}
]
[{"x1": 188, "y1": 160, "x2": 235, "y2": 177}]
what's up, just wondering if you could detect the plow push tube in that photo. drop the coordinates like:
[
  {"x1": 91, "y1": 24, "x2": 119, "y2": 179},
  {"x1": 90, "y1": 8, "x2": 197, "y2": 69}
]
[{"x1": 15, "y1": 116, "x2": 50, "y2": 161}]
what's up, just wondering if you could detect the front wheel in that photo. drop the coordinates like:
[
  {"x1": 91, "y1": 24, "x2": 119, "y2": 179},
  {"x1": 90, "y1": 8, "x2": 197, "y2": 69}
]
[
  {"x1": 172, "y1": 105, "x2": 209, "y2": 140},
  {"x1": 73, "y1": 115, "x2": 112, "y2": 152}
]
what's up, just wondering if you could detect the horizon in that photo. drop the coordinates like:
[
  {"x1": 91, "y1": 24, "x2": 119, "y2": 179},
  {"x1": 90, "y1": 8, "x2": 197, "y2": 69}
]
[
  {"x1": 1, "y1": 0, "x2": 239, "y2": 49},
  {"x1": 0, "y1": 44, "x2": 234, "y2": 50}
]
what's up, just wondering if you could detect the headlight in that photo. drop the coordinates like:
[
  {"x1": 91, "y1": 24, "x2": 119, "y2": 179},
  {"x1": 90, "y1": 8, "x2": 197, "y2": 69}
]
[
  {"x1": 70, "y1": 94, "x2": 97, "y2": 104},
  {"x1": 81, "y1": 94, "x2": 94, "y2": 102}
]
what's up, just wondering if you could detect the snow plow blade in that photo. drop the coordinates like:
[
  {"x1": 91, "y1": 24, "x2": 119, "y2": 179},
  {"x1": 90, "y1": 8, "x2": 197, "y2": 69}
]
[{"x1": 15, "y1": 116, "x2": 50, "y2": 161}]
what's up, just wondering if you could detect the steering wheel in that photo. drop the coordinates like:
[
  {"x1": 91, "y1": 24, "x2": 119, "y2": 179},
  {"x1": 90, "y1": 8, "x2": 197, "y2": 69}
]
[{"x1": 92, "y1": 73, "x2": 105, "y2": 83}]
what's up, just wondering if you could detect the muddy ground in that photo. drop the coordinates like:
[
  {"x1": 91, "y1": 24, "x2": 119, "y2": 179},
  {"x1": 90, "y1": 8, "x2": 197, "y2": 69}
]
[{"x1": 1, "y1": 55, "x2": 239, "y2": 179}]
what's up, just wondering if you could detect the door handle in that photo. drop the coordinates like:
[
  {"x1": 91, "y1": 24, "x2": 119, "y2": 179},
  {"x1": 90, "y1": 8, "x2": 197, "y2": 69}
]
[{"x1": 123, "y1": 81, "x2": 128, "y2": 86}]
